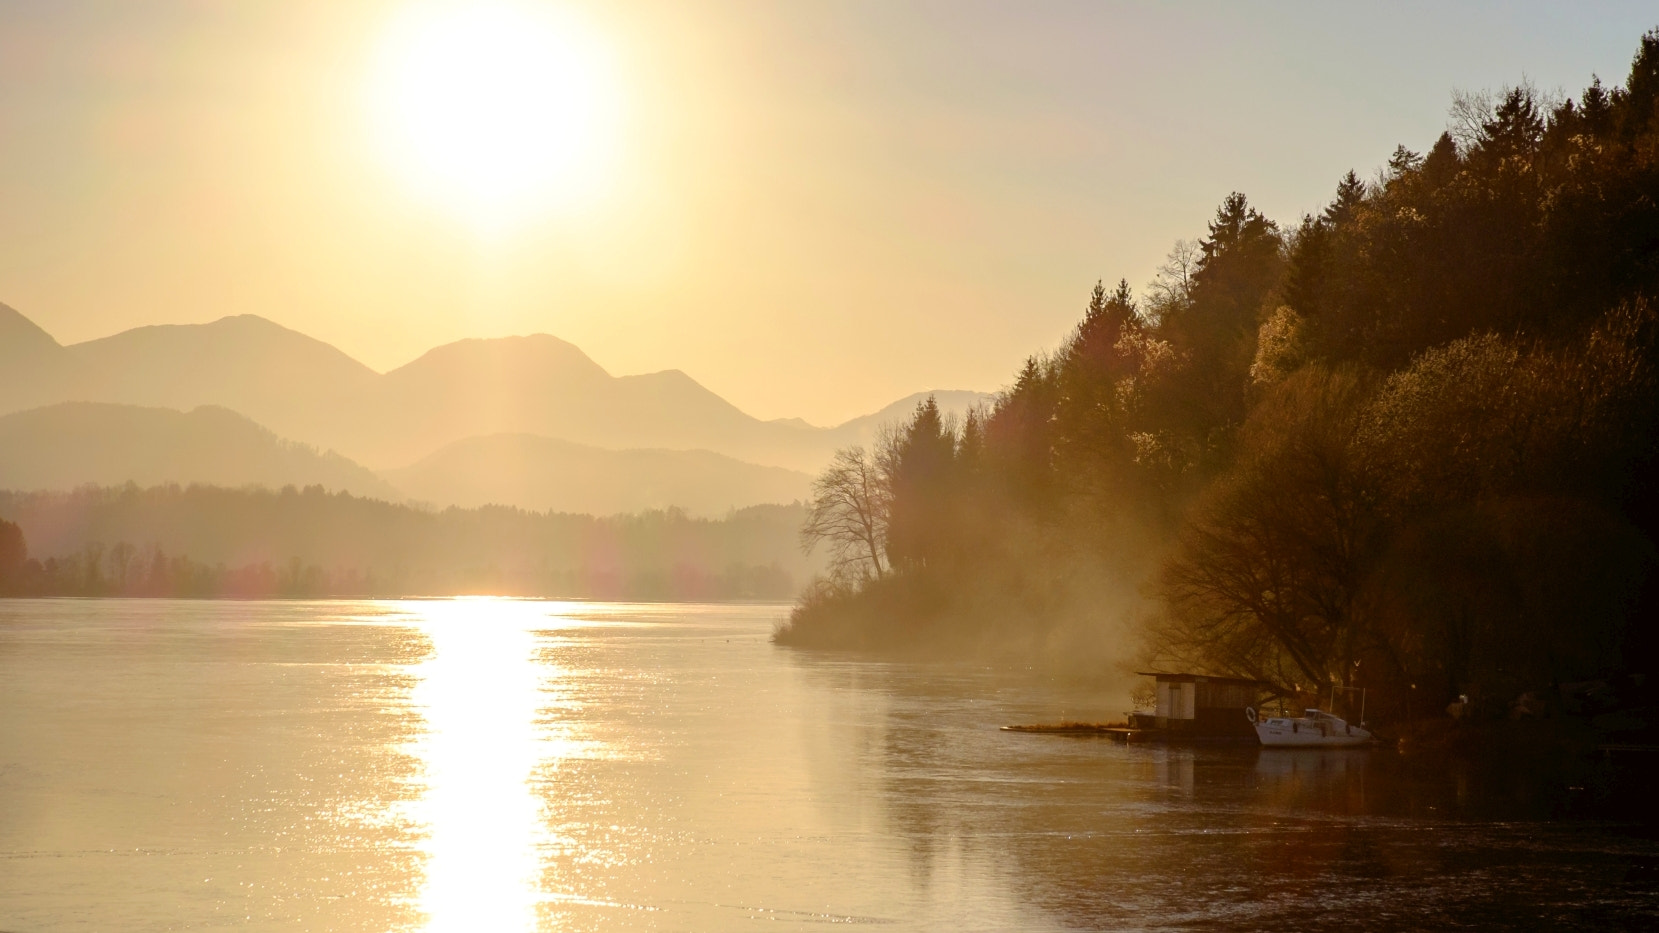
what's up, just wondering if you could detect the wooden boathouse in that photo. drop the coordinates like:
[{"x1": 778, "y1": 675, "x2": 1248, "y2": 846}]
[{"x1": 1133, "y1": 671, "x2": 1266, "y2": 740}]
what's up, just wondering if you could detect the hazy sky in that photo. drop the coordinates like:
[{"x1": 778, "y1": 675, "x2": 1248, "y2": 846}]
[{"x1": 2, "y1": 1, "x2": 1655, "y2": 424}]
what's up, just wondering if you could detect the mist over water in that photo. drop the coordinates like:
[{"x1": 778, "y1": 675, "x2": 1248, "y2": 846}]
[{"x1": 1, "y1": 600, "x2": 1654, "y2": 931}]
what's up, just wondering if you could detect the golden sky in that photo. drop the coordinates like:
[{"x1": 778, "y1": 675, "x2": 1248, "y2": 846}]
[{"x1": 1, "y1": 1, "x2": 1654, "y2": 424}]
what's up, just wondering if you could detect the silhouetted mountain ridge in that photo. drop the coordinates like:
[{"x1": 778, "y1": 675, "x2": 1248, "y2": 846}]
[
  {"x1": 0, "y1": 307, "x2": 992, "y2": 473},
  {"x1": 0, "y1": 402, "x2": 398, "y2": 499},
  {"x1": 0, "y1": 400, "x2": 818, "y2": 517},
  {"x1": 833, "y1": 390, "x2": 991, "y2": 445},
  {"x1": 0, "y1": 303, "x2": 72, "y2": 412},
  {"x1": 384, "y1": 433, "x2": 811, "y2": 517},
  {"x1": 0, "y1": 302, "x2": 62, "y2": 357}
]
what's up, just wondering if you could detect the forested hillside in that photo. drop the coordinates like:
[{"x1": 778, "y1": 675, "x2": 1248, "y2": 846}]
[{"x1": 780, "y1": 31, "x2": 1659, "y2": 720}]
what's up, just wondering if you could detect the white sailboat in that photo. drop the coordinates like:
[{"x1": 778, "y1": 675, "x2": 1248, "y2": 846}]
[{"x1": 1247, "y1": 706, "x2": 1373, "y2": 747}]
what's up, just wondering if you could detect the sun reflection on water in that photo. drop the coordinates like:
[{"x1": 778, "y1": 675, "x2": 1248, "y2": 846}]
[{"x1": 405, "y1": 599, "x2": 588, "y2": 933}]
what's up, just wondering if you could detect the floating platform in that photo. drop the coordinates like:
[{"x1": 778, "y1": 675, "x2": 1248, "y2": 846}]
[
  {"x1": 1001, "y1": 722, "x2": 1146, "y2": 741},
  {"x1": 1003, "y1": 722, "x2": 1254, "y2": 744}
]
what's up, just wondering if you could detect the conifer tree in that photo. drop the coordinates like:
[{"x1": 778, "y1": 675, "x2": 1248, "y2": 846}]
[
  {"x1": 1618, "y1": 28, "x2": 1659, "y2": 141},
  {"x1": 1324, "y1": 171, "x2": 1367, "y2": 226},
  {"x1": 883, "y1": 397, "x2": 958, "y2": 570},
  {"x1": 1421, "y1": 131, "x2": 1460, "y2": 188}
]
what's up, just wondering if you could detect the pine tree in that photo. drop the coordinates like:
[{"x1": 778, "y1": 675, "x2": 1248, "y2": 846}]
[
  {"x1": 1284, "y1": 215, "x2": 1330, "y2": 320},
  {"x1": 1387, "y1": 145, "x2": 1423, "y2": 180},
  {"x1": 1619, "y1": 28, "x2": 1659, "y2": 142},
  {"x1": 883, "y1": 397, "x2": 959, "y2": 570},
  {"x1": 1421, "y1": 132, "x2": 1460, "y2": 189},
  {"x1": 1580, "y1": 76, "x2": 1613, "y2": 136},
  {"x1": 1476, "y1": 86, "x2": 1545, "y2": 163},
  {"x1": 1199, "y1": 192, "x2": 1277, "y2": 269},
  {"x1": 1324, "y1": 171, "x2": 1367, "y2": 226}
]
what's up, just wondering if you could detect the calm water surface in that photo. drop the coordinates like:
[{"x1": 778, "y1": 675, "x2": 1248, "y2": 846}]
[{"x1": 1, "y1": 599, "x2": 1655, "y2": 931}]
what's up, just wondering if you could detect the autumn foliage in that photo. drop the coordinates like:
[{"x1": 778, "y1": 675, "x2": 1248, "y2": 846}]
[{"x1": 782, "y1": 31, "x2": 1659, "y2": 720}]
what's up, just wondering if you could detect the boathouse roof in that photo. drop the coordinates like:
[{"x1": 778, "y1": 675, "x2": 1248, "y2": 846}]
[{"x1": 1135, "y1": 671, "x2": 1267, "y2": 687}]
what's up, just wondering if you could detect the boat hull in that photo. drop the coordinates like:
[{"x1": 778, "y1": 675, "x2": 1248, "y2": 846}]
[{"x1": 1252, "y1": 712, "x2": 1373, "y2": 748}]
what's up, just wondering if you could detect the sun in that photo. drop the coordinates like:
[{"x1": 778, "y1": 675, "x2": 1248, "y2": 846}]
[{"x1": 365, "y1": 1, "x2": 620, "y2": 231}]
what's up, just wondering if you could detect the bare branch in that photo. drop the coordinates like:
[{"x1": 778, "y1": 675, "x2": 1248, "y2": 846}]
[{"x1": 801, "y1": 445, "x2": 892, "y2": 583}]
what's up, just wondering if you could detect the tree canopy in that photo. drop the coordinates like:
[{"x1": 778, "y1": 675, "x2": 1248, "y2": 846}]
[{"x1": 778, "y1": 29, "x2": 1659, "y2": 720}]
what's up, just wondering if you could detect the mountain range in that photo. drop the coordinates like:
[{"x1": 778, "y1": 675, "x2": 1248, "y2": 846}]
[
  {"x1": 0, "y1": 402, "x2": 400, "y2": 500},
  {"x1": 383, "y1": 433, "x2": 814, "y2": 516},
  {"x1": 0, "y1": 302, "x2": 991, "y2": 515}
]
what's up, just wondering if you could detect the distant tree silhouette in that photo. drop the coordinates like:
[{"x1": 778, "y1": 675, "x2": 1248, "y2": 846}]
[
  {"x1": 1144, "y1": 239, "x2": 1201, "y2": 324},
  {"x1": 0, "y1": 519, "x2": 25, "y2": 590},
  {"x1": 1324, "y1": 171, "x2": 1367, "y2": 226},
  {"x1": 800, "y1": 446, "x2": 891, "y2": 582},
  {"x1": 883, "y1": 397, "x2": 958, "y2": 571},
  {"x1": 0, "y1": 485, "x2": 810, "y2": 600}
]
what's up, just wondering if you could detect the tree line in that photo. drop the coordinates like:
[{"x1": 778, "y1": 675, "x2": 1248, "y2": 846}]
[
  {"x1": 780, "y1": 30, "x2": 1659, "y2": 721},
  {"x1": 0, "y1": 483, "x2": 808, "y2": 600}
]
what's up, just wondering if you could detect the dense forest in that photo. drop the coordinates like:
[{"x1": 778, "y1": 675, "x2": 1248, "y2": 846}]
[
  {"x1": 780, "y1": 31, "x2": 1659, "y2": 724},
  {"x1": 0, "y1": 484, "x2": 809, "y2": 600}
]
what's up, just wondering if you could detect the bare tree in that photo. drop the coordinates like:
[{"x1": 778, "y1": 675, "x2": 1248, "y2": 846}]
[
  {"x1": 1447, "y1": 88, "x2": 1497, "y2": 152},
  {"x1": 1447, "y1": 82, "x2": 1560, "y2": 153},
  {"x1": 1156, "y1": 367, "x2": 1378, "y2": 691},
  {"x1": 801, "y1": 445, "x2": 892, "y2": 582},
  {"x1": 1143, "y1": 238, "x2": 1201, "y2": 324}
]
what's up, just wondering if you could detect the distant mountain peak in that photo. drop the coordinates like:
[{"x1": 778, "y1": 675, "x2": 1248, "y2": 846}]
[
  {"x1": 0, "y1": 302, "x2": 64, "y2": 356},
  {"x1": 619, "y1": 367, "x2": 698, "y2": 386},
  {"x1": 388, "y1": 332, "x2": 612, "y2": 382},
  {"x1": 832, "y1": 389, "x2": 995, "y2": 433},
  {"x1": 2, "y1": 303, "x2": 999, "y2": 480},
  {"x1": 87, "y1": 313, "x2": 286, "y2": 338},
  {"x1": 200, "y1": 313, "x2": 311, "y2": 336}
]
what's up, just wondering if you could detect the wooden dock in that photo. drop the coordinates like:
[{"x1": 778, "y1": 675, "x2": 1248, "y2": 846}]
[{"x1": 1000, "y1": 722, "x2": 1149, "y2": 741}]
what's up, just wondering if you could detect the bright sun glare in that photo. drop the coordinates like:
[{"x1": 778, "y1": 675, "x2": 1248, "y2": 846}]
[{"x1": 367, "y1": 1, "x2": 619, "y2": 231}]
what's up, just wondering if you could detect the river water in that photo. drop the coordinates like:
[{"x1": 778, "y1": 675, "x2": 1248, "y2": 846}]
[{"x1": 1, "y1": 599, "x2": 1655, "y2": 931}]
